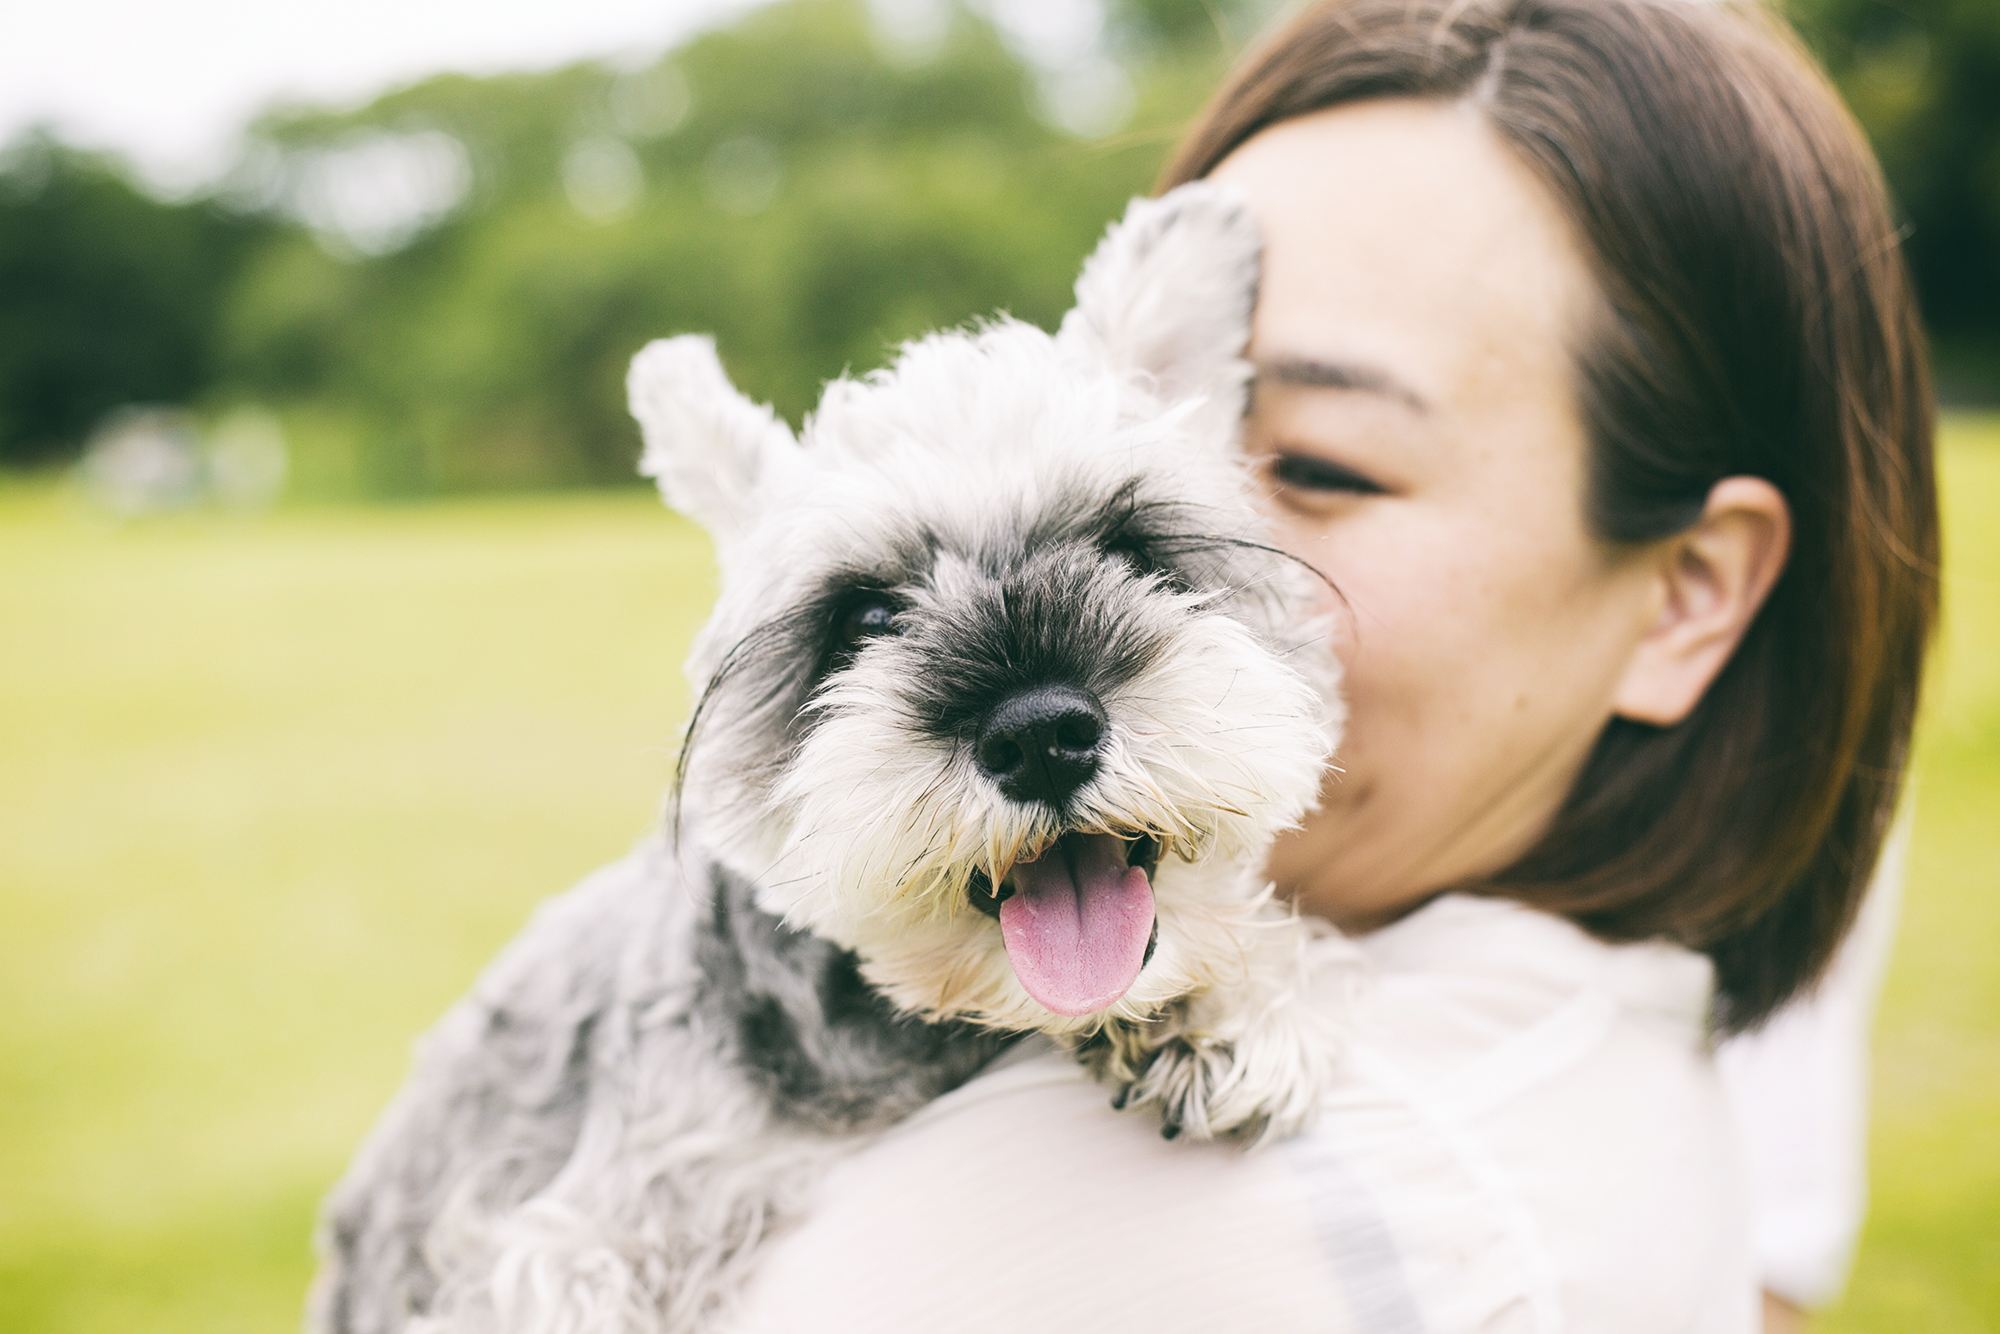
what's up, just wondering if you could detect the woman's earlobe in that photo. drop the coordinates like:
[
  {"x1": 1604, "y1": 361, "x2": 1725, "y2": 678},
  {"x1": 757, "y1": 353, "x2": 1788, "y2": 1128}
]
[{"x1": 1612, "y1": 476, "x2": 1792, "y2": 726}]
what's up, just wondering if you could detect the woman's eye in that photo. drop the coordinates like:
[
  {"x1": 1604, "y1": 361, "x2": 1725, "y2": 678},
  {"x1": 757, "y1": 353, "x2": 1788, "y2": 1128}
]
[
  {"x1": 1270, "y1": 452, "x2": 1386, "y2": 496},
  {"x1": 835, "y1": 595, "x2": 898, "y2": 651}
]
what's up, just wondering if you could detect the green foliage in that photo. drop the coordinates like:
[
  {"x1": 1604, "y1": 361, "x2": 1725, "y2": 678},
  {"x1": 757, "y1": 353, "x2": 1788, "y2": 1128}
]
[
  {"x1": 1788, "y1": 0, "x2": 2000, "y2": 393},
  {"x1": 214, "y1": 0, "x2": 1234, "y2": 495},
  {"x1": 0, "y1": 136, "x2": 280, "y2": 467},
  {"x1": 0, "y1": 0, "x2": 1992, "y2": 489},
  {"x1": 0, "y1": 0, "x2": 1250, "y2": 492}
]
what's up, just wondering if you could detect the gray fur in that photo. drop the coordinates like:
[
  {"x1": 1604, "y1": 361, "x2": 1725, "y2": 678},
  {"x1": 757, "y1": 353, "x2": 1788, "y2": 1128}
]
[
  {"x1": 314, "y1": 838, "x2": 1012, "y2": 1334},
  {"x1": 312, "y1": 184, "x2": 1357, "y2": 1334},
  {"x1": 314, "y1": 857, "x2": 649, "y2": 1334},
  {"x1": 692, "y1": 860, "x2": 1016, "y2": 1130}
]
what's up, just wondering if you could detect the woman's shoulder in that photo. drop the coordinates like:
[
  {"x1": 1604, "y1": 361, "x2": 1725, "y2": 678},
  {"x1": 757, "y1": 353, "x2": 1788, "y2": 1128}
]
[
  {"x1": 1342, "y1": 891, "x2": 1717, "y2": 1102},
  {"x1": 1323, "y1": 893, "x2": 1758, "y2": 1334},
  {"x1": 731, "y1": 1042, "x2": 1360, "y2": 1332}
]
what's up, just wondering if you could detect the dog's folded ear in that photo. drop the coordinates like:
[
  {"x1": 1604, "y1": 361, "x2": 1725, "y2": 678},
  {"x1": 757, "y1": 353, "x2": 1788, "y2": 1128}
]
[
  {"x1": 629, "y1": 336, "x2": 803, "y2": 549},
  {"x1": 1057, "y1": 182, "x2": 1261, "y2": 427}
]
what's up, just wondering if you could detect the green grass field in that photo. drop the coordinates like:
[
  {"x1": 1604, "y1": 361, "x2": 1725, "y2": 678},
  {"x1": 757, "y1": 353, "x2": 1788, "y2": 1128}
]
[{"x1": 3, "y1": 419, "x2": 1995, "y2": 1332}]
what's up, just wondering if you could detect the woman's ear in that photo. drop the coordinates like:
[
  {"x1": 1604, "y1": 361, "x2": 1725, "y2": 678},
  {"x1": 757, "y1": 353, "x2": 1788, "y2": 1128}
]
[{"x1": 1612, "y1": 476, "x2": 1792, "y2": 726}]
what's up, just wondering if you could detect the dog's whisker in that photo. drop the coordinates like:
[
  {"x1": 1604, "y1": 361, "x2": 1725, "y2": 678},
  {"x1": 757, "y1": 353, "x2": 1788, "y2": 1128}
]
[{"x1": 331, "y1": 184, "x2": 1352, "y2": 1330}]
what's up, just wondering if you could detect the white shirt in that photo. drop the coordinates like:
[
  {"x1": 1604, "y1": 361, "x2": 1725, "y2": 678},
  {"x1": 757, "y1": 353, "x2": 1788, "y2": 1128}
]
[{"x1": 730, "y1": 895, "x2": 1759, "y2": 1333}]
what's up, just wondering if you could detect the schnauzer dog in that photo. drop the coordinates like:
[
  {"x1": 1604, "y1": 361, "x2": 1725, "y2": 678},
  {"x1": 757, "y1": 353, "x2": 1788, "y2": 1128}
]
[{"x1": 312, "y1": 183, "x2": 1350, "y2": 1334}]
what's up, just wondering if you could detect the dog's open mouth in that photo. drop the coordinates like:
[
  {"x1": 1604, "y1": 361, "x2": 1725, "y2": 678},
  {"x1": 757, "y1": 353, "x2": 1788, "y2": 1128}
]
[{"x1": 967, "y1": 833, "x2": 1160, "y2": 1017}]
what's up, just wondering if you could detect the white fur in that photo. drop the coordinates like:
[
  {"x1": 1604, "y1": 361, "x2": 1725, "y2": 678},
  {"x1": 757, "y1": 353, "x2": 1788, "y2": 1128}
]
[
  {"x1": 314, "y1": 184, "x2": 1357, "y2": 1334},
  {"x1": 629, "y1": 336, "x2": 804, "y2": 554}
]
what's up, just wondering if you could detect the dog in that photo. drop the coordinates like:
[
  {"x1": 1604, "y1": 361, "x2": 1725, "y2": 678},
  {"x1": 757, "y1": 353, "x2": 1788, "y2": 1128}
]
[{"x1": 311, "y1": 182, "x2": 1351, "y2": 1334}]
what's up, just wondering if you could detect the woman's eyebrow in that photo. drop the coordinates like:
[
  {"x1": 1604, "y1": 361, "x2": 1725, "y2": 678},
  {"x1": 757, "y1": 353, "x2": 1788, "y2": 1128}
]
[{"x1": 1255, "y1": 356, "x2": 1430, "y2": 413}]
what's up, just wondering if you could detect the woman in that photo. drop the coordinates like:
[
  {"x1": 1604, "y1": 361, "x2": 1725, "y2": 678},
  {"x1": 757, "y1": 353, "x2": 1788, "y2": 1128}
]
[{"x1": 727, "y1": 0, "x2": 1936, "y2": 1330}]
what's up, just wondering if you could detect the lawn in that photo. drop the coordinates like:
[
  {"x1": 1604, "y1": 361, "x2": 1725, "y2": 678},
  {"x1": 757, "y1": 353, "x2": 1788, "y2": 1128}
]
[{"x1": 2, "y1": 419, "x2": 1995, "y2": 1332}]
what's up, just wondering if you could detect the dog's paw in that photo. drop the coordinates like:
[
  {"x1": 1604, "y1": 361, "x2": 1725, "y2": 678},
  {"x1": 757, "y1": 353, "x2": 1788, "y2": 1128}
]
[
  {"x1": 1109, "y1": 1032, "x2": 1275, "y2": 1144},
  {"x1": 1078, "y1": 938, "x2": 1352, "y2": 1148}
]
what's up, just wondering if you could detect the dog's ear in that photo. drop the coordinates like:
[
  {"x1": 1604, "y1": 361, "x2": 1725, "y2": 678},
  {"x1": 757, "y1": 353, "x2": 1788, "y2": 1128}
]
[
  {"x1": 1057, "y1": 182, "x2": 1260, "y2": 417},
  {"x1": 629, "y1": 336, "x2": 802, "y2": 548}
]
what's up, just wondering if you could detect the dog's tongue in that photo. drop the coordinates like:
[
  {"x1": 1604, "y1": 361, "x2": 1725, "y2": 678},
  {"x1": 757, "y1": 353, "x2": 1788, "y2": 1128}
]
[{"x1": 998, "y1": 833, "x2": 1155, "y2": 1017}]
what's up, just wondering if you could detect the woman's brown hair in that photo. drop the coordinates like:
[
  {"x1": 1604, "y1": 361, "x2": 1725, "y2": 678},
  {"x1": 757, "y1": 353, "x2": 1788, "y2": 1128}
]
[{"x1": 1164, "y1": 0, "x2": 1939, "y2": 1029}]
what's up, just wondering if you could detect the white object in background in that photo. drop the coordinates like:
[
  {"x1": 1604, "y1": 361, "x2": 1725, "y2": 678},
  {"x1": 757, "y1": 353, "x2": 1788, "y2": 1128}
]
[{"x1": 1715, "y1": 813, "x2": 1910, "y2": 1309}]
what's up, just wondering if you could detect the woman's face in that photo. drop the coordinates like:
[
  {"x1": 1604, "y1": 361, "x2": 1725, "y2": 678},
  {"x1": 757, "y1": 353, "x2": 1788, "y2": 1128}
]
[{"x1": 1211, "y1": 99, "x2": 1666, "y2": 930}]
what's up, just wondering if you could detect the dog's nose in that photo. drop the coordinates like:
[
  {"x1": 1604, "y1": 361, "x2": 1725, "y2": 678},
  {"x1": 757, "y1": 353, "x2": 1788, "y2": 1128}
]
[{"x1": 976, "y1": 685, "x2": 1107, "y2": 806}]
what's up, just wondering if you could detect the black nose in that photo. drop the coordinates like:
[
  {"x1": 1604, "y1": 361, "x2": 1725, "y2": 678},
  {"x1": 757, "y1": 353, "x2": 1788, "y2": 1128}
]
[{"x1": 976, "y1": 685, "x2": 1107, "y2": 806}]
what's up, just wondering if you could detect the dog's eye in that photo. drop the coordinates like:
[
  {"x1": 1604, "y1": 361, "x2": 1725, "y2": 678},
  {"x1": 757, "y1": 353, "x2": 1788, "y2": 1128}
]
[
  {"x1": 1103, "y1": 535, "x2": 1190, "y2": 592},
  {"x1": 1103, "y1": 536, "x2": 1157, "y2": 578},
  {"x1": 834, "y1": 594, "x2": 898, "y2": 653}
]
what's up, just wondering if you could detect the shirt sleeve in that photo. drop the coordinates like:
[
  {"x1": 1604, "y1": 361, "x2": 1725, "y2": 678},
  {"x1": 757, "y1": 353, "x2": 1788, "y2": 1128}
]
[{"x1": 1712, "y1": 811, "x2": 1908, "y2": 1308}]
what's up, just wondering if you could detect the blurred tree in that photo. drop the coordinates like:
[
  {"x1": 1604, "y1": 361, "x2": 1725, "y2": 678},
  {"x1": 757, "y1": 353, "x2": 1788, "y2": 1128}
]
[
  {"x1": 4, "y1": 0, "x2": 1988, "y2": 489},
  {"x1": 1109, "y1": 0, "x2": 1271, "y2": 55},
  {"x1": 220, "y1": 0, "x2": 1221, "y2": 494},
  {"x1": 1790, "y1": 0, "x2": 2000, "y2": 395},
  {"x1": 0, "y1": 135, "x2": 277, "y2": 467}
]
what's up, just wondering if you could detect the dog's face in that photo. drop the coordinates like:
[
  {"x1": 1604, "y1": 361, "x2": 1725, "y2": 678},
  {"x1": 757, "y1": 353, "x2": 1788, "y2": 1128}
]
[{"x1": 631, "y1": 186, "x2": 1339, "y2": 1033}]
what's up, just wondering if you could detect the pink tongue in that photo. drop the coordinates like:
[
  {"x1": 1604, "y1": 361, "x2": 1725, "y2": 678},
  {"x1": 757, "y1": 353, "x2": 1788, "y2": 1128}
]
[{"x1": 997, "y1": 834, "x2": 1156, "y2": 1017}]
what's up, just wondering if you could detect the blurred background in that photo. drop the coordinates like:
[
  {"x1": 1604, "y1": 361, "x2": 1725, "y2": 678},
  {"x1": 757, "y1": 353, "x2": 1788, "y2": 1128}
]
[{"x1": 0, "y1": 0, "x2": 1994, "y2": 1330}]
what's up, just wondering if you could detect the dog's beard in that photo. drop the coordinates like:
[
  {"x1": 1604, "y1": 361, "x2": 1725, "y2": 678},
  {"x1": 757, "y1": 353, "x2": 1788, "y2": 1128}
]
[
  {"x1": 719, "y1": 601, "x2": 1328, "y2": 1032},
  {"x1": 766, "y1": 733, "x2": 1202, "y2": 1020},
  {"x1": 668, "y1": 440, "x2": 1334, "y2": 1034}
]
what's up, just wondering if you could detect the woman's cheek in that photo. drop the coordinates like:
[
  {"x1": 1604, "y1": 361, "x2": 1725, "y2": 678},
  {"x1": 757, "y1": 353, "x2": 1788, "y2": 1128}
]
[{"x1": 1308, "y1": 504, "x2": 1474, "y2": 666}]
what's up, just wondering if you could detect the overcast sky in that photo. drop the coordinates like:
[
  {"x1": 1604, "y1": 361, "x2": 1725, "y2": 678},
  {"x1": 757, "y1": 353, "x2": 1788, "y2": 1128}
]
[{"x1": 2, "y1": 0, "x2": 771, "y2": 192}]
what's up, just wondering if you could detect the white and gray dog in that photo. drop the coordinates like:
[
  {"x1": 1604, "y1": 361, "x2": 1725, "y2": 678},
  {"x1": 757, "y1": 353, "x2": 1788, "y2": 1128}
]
[{"x1": 312, "y1": 183, "x2": 1351, "y2": 1334}]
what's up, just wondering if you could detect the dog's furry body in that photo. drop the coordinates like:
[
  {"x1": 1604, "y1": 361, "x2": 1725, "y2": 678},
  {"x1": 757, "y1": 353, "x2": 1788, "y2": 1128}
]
[{"x1": 313, "y1": 185, "x2": 1352, "y2": 1334}]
